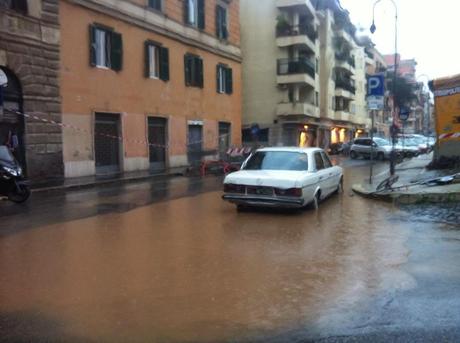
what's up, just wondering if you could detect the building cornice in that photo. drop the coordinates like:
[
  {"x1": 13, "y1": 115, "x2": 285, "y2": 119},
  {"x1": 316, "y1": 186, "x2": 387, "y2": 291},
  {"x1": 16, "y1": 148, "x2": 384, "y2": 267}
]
[{"x1": 66, "y1": 0, "x2": 242, "y2": 63}]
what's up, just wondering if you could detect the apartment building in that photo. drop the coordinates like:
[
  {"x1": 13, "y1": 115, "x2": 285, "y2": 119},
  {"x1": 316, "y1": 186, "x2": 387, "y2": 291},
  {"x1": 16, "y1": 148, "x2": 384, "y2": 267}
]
[
  {"x1": 316, "y1": 0, "x2": 370, "y2": 147},
  {"x1": 240, "y1": 0, "x2": 320, "y2": 147},
  {"x1": 61, "y1": 0, "x2": 242, "y2": 178},
  {"x1": 240, "y1": 0, "x2": 370, "y2": 150},
  {"x1": 0, "y1": 0, "x2": 63, "y2": 180}
]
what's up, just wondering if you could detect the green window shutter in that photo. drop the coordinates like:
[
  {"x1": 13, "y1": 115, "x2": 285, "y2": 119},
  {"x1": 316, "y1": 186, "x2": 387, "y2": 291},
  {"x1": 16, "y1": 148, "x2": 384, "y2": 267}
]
[
  {"x1": 198, "y1": 57, "x2": 204, "y2": 88},
  {"x1": 226, "y1": 67, "x2": 233, "y2": 94},
  {"x1": 215, "y1": 6, "x2": 221, "y2": 38},
  {"x1": 159, "y1": 47, "x2": 170, "y2": 81},
  {"x1": 183, "y1": 0, "x2": 189, "y2": 24},
  {"x1": 111, "y1": 31, "x2": 123, "y2": 71},
  {"x1": 216, "y1": 65, "x2": 220, "y2": 93},
  {"x1": 89, "y1": 25, "x2": 97, "y2": 67},
  {"x1": 144, "y1": 42, "x2": 150, "y2": 78},
  {"x1": 222, "y1": 8, "x2": 228, "y2": 40},
  {"x1": 184, "y1": 55, "x2": 191, "y2": 86},
  {"x1": 197, "y1": 0, "x2": 205, "y2": 30}
]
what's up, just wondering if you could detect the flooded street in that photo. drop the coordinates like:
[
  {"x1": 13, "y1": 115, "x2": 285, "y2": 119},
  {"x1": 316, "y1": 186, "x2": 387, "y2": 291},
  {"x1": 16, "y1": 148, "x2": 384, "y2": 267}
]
[{"x1": 1, "y1": 160, "x2": 460, "y2": 342}]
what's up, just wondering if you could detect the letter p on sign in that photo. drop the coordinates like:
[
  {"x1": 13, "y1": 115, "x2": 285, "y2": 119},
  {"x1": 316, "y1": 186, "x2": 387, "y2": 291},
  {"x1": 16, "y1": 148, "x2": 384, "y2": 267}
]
[{"x1": 367, "y1": 74, "x2": 385, "y2": 97}]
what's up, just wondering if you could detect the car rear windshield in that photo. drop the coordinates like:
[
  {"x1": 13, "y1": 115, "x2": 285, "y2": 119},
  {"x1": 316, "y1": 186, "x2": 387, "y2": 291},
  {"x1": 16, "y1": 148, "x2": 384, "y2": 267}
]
[{"x1": 243, "y1": 151, "x2": 308, "y2": 171}]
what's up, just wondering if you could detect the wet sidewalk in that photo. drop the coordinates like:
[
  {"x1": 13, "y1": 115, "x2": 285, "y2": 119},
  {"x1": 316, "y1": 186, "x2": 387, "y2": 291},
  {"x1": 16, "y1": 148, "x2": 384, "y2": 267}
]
[
  {"x1": 31, "y1": 167, "x2": 185, "y2": 193},
  {"x1": 352, "y1": 153, "x2": 460, "y2": 204}
]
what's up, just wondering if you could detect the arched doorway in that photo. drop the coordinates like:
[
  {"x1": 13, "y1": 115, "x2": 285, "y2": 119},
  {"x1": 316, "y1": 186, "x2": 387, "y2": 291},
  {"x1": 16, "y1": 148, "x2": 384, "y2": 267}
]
[{"x1": 0, "y1": 67, "x2": 26, "y2": 168}]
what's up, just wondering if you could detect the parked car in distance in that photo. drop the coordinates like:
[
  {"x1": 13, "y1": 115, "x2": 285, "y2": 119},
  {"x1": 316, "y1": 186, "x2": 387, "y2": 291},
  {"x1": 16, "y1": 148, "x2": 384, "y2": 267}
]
[
  {"x1": 397, "y1": 138, "x2": 420, "y2": 157},
  {"x1": 222, "y1": 147, "x2": 343, "y2": 210},
  {"x1": 349, "y1": 137, "x2": 398, "y2": 160}
]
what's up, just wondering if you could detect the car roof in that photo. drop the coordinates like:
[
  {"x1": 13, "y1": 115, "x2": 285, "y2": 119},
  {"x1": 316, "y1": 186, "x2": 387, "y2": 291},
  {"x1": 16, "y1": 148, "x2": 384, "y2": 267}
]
[{"x1": 256, "y1": 147, "x2": 324, "y2": 153}]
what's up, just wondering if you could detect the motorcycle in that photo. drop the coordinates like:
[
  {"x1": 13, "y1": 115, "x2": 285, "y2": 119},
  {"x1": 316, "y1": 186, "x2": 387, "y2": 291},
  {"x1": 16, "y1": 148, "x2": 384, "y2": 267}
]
[{"x1": 0, "y1": 145, "x2": 30, "y2": 203}]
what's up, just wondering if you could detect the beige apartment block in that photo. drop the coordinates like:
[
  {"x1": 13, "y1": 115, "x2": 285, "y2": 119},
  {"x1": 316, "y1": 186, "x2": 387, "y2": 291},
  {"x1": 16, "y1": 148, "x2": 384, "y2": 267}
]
[
  {"x1": 240, "y1": 0, "x2": 320, "y2": 147},
  {"x1": 241, "y1": 0, "x2": 371, "y2": 149}
]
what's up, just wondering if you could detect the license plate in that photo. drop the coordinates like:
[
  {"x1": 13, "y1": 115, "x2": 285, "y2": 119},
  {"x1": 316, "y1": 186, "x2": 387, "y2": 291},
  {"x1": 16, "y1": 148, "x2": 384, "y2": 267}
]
[{"x1": 255, "y1": 187, "x2": 272, "y2": 195}]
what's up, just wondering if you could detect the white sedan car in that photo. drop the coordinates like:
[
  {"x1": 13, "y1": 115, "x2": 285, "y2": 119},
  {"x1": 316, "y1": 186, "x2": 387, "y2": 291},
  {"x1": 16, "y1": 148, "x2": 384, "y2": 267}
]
[{"x1": 222, "y1": 147, "x2": 343, "y2": 210}]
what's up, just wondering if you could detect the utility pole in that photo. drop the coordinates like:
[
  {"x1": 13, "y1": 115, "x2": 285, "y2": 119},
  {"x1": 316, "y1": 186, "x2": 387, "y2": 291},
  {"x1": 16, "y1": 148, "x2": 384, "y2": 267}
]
[{"x1": 369, "y1": 110, "x2": 375, "y2": 185}]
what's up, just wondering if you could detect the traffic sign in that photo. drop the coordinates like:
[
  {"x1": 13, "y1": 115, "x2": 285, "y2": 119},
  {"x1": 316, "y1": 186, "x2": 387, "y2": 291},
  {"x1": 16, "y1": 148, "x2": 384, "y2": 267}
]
[
  {"x1": 367, "y1": 74, "x2": 385, "y2": 97},
  {"x1": 367, "y1": 95, "x2": 384, "y2": 110},
  {"x1": 399, "y1": 107, "x2": 410, "y2": 121}
]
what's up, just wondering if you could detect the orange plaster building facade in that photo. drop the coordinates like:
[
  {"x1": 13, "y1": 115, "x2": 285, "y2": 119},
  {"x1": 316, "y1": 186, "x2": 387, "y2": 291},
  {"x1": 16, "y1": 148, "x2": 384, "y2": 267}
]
[{"x1": 60, "y1": 0, "x2": 242, "y2": 177}]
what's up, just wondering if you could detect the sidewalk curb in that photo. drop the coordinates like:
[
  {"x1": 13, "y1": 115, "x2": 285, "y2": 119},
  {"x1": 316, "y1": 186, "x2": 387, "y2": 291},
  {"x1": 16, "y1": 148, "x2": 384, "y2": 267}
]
[
  {"x1": 352, "y1": 184, "x2": 460, "y2": 204},
  {"x1": 31, "y1": 171, "x2": 184, "y2": 194}
]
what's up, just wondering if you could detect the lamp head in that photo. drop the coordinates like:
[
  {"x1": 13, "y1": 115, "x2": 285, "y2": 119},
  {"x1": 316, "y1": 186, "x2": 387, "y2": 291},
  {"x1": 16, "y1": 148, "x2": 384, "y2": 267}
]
[{"x1": 370, "y1": 21, "x2": 376, "y2": 34}]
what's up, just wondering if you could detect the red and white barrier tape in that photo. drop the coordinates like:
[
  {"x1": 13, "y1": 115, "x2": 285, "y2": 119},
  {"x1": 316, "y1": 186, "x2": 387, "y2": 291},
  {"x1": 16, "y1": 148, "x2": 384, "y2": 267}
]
[
  {"x1": 5, "y1": 109, "x2": 234, "y2": 150},
  {"x1": 439, "y1": 132, "x2": 460, "y2": 140}
]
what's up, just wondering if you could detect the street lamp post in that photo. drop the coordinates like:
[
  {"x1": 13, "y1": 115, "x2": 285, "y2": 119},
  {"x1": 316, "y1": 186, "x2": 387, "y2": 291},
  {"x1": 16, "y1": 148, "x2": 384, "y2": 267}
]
[{"x1": 370, "y1": 0, "x2": 398, "y2": 176}]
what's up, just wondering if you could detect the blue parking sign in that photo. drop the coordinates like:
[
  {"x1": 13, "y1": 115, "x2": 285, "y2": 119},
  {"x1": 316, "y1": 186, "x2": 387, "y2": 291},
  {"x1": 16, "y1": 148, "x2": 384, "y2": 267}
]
[{"x1": 367, "y1": 74, "x2": 385, "y2": 97}]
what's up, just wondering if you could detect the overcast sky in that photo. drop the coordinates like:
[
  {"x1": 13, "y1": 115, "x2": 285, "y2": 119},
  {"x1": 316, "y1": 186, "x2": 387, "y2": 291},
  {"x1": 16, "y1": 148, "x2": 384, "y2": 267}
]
[{"x1": 340, "y1": 0, "x2": 460, "y2": 82}]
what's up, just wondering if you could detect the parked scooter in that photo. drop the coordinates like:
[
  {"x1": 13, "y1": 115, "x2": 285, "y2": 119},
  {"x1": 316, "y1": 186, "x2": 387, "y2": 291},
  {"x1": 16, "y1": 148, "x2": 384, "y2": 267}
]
[{"x1": 0, "y1": 145, "x2": 30, "y2": 203}]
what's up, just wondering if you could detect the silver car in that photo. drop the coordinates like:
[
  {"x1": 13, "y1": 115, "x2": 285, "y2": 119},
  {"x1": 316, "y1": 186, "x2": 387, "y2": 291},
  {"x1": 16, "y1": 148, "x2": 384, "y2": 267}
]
[{"x1": 350, "y1": 137, "x2": 396, "y2": 160}]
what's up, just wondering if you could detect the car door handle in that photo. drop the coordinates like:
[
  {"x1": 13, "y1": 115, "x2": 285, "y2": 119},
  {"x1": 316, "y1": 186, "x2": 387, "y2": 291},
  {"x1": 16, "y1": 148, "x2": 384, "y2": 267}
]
[{"x1": 319, "y1": 176, "x2": 323, "y2": 180}]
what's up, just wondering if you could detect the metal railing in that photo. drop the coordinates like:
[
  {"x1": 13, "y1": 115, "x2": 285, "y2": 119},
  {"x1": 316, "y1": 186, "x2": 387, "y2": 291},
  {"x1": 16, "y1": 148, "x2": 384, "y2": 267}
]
[
  {"x1": 276, "y1": 24, "x2": 317, "y2": 42},
  {"x1": 335, "y1": 52, "x2": 355, "y2": 68},
  {"x1": 277, "y1": 58, "x2": 315, "y2": 78},
  {"x1": 335, "y1": 77, "x2": 356, "y2": 94}
]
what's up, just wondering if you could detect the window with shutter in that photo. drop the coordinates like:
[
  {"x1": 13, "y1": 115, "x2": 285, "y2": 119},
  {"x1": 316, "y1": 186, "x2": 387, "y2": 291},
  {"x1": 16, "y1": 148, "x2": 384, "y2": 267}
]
[
  {"x1": 159, "y1": 47, "x2": 169, "y2": 81},
  {"x1": 90, "y1": 24, "x2": 123, "y2": 72},
  {"x1": 216, "y1": 5, "x2": 228, "y2": 40},
  {"x1": 197, "y1": 0, "x2": 205, "y2": 29},
  {"x1": 185, "y1": 54, "x2": 204, "y2": 88},
  {"x1": 110, "y1": 31, "x2": 123, "y2": 71},
  {"x1": 225, "y1": 67, "x2": 233, "y2": 94},
  {"x1": 216, "y1": 64, "x2": 232, "y2": 94},
  {"x1": 184, "y1": 54, "x2": 191, "y2": 86},
  {"x1": 89, "y1": 25, "x2": 97, "y2": 67},
  {"x1": 147, "y1": 44, "x2": 159, "y2": 79},
  {"x1": 94, "y1": 27, "x2": 109, "y2": 68},
  {"x1": 185, "y1": 0, "x2": 197, "y2": 25},
  {"x1": 217, "y1": 65, "x2": 225, "y2": 93},
  {"x1": 197, "y1": 57, "x2": 204, "y2": 88}
]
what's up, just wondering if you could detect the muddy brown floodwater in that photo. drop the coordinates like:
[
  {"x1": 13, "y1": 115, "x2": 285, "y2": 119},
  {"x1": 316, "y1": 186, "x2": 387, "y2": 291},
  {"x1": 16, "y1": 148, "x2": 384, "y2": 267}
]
[{"x1": 0, "y1": 163, "x2": 422, "y2": 342}]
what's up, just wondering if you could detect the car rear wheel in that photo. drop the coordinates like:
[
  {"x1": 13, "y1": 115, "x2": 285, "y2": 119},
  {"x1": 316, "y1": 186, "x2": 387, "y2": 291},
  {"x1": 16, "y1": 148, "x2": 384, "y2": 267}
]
[
  {"x1": 377, "y1": 152, "x2": 385, "y2": 161},
  {"x1": 350, "y1": 150, "x2": 357, "y2": 159},
  {"x1": 310, "y1": 192, "x2": 320, "y2": 210},
  {"x1": 335, "y1": 178, "x2": 344, "y2": 194}
]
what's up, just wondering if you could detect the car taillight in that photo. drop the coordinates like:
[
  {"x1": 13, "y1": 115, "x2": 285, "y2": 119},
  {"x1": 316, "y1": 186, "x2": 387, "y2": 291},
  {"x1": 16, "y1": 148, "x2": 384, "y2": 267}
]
[
  {"x1": 274, "y1": 188, "x2": 302, "y2": 197},
  {"x1": 224, "y1": 183, "x2": 245, "y2": 193}
]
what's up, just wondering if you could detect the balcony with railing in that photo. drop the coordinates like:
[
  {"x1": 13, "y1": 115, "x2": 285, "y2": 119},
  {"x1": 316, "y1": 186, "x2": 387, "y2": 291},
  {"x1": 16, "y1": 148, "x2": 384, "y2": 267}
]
[
  {"x1": 333, "y1": 25, "x2": 354, "y2": 46},
  {"x1": 277, "y1": 102, "x2": 319, "y2": 118},
  {"x1": 335, "y1": 52, "x2": 355, "y2": 72},
  {"x1": 277, "y1": 58, "x2": 316, "y2": 87},
  {"x1": 335, "y1": 77, "x2": 355, "y2": 99},
  {"x1": 276, "y1": 0, "x2": 316, "y2": 17},
  {"x1": 365, "y1": 49, "x2": 375, "y2": 66},
  {"x1": 276, "y1": 24, "x2": 317, "y2": 51}
]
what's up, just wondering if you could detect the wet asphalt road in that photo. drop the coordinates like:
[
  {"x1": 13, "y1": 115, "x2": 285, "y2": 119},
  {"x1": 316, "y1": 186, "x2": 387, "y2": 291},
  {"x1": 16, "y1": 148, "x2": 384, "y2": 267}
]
[{"x1": 0, "y1": 158, "x2": 459, "y2": 342}]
